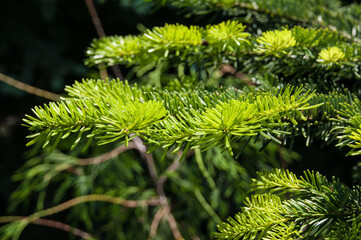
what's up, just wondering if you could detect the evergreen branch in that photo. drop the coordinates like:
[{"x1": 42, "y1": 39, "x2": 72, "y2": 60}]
[
  {"x1": 0, "y1": 216, "x2": 94, "y2": 239},
  {"x1": 216, "y1": 169, "x2": 361, "y2": 239},
  {"x1": 251, "y1": 168, "x2": 330, "y2": 196},
  {"x1": 216, "y1": 193, "x2": 299, "y2": 239},
  {"x1": 333, "y1": 99, "x2": 361, "y2": 156},
  {"x1": 85, "y1": 20, "x2": 251, "y2": 67},
  {"x1": 26, "y1": 78, "x2": 361, "y2": 155},
  {"x1": 85, "y1": 24, "x2": 361, "y2": 81},
  {"x1": 0, "y1": 73, "x2": 60, "y2": 101},
  {"x1": 151, "y1": 0, "x2": 361, "y2": 42},
  {"x1": 15, "y1": 1, "x2": 361, "y2": 239},
  {"x1": 149, "y1": 85, "x2": 321, "y2": 154},
  {"x1": 85, "y1": 35, "x2": 143, "y2": 67}
]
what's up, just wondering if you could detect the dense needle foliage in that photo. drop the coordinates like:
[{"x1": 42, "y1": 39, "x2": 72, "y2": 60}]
[{"x1": 2, "y1": 0, "x2": 361, "y2": 239}]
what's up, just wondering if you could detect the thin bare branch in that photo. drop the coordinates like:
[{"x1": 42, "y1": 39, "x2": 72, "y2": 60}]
[
  {"x1": 76, "y1": 143, "x2": 137, "y2": 165},
  {"x1": 218, "y1": 64, "x2": 255, "y2": 87},
  {"x1": 84, "y1": 0, "x2": 124, "y2": 80},
  {"x1": 111, "y1": 65, "x2": 124, "y2": 80},
  {"x1": 166, "y1": 211, "x2": 184, "y2": 240},
  {"x1": 132, "y1": 138, "x2": 156, "y2": 178},
  {"x1": 34, "y1": 218, "x2": 93, "y2": 239},
  {"x1": 0, "y1": 73, "x2": 60, "y2": 101},
  {"x1": 18, "y1": 194, "x2": 160, "y2": 226},
  {"x1": 132, "y1": 136, "x2": 184, "y2": 240},
  {"x1": 157, "y1": 151, "x2": 185, "y2": 189},
  {"x1": 84, "y1": 0, "x2": 105, "y2": 37},
  {"x1": 99, "y1": 65, "x2": 109, "y2": 80},
  {"x1": 0, "y1": 216, "x2": 93, "y2": 239},
  {"x1": 278, "y1": 146, "x2": 289, "y2": 170},
  {"x1": 148, "y1": 207, "x2": 168, "y2": 239}
]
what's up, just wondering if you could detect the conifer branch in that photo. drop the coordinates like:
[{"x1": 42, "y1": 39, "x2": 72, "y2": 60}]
[
  {"x1": 24, "y1": 78, "x2": 361, "y2": 155},
  {"x1": 216, "y1": 169, "x2": 361, "y2": 239},
  {"x1": 85, "y1": 23, "x2": 361, "y2": 81},
  {"x1": 24, "y1": 79, "x2": 330, "y2": 156},
  {"x1": 17, "y1": 1, "x2": 361, "y2": 238},
  {"x1": 151, "y1": 0, "x2": 361, "y2": 42}
]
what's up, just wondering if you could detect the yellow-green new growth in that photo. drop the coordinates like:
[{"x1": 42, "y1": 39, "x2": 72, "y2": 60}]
[
  {"x1": 317, "y1": 46, "x2": 346, "y2": 63},
  {"x1": 256, "y1": 29, "x2": 296, "y2": 55},
  {"x1": 206, "y1": 20, "x2": 251, "y2": 51},
  {"x1": 23, "y1": 79, "x2": 325, "y2": 156},
  {"x1": 143, "y1": 24, "x2": 202, "y2": 56}
]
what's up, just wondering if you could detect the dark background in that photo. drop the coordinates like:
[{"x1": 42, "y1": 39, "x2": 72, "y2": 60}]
[{"x1": 0, "y1": 0, "x2": 359, "y2": 239}]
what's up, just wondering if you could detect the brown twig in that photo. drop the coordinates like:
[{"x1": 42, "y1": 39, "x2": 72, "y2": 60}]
[
  {"x1": 98, "y1": 65, "x2": 109, "y2": 81},
  {"x1": 76, "y1": 143, "x2": 137, "y2": 165},
  {"x1": 148, "y1": 206, "x2": 168, "y2": 239},
  {"x1": 111, "y1": 66, "x2": 124, "y2": 80},
  {"x1": 0, "y1": 73, "x2": 60, "y2": 101},
  {"x1": 75, "y1": 139, "x2": 184, "y2": 239},
  {"x1": 25, "y1": 194, "x2": 161, "y2": 223},
  {"x1": 84, "y1": 0, "x2": 124, "y2": 80},
  {"x1": 218, "y1": 64, "x2": 255, "y2": 87},
  {"x1": 0, "y1": 216, "x2": 93, "y2": 239},
  {"x1": 157, "y1": 151, "x2": 185, "y2": 188},
  {"x1": 34, "y1": 218, "x2": 93, "y2": 239},
  {"x1": 278, "y1": 146, "x2": 289, "y2": 170},
  {"x1": 166, "y1": 211, "x2": 184, "y2": 240},
  {"x1": 84, "y1": 0, "x2": 105, "y2": 38},
  {"x1": 132, "y1": 137, "x2": 184, "y2": 240}
]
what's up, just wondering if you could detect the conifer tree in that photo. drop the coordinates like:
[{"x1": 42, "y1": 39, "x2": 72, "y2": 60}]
[{"x1": 2, "y1": 0, "x2": 361, "y2": 239}]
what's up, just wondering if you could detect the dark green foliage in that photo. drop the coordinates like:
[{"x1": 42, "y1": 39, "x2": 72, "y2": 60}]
[{"x1": 216, "y1": 169, "x2": 361, "y2": 239}]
